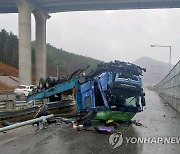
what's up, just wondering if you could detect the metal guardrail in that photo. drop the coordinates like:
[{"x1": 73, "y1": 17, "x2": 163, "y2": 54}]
[
  {"x1": 0, "y1": 101, "x2": 5, "y2": 109},
  {"x1": 0, "y1": 100, "x2": 74, "y2": 120},
  {"x1": 0, "y1": 114, "x2": 54, "y2": 132},
  {"x1": 0, "y1": 100, "x2": 43, "y2": 110},
  {"x1": 0, "y1": 90, "x2": 14, "y2": 95},
  {"x1": 0, "y1": 90, "x2": 14, "y2": 101}
]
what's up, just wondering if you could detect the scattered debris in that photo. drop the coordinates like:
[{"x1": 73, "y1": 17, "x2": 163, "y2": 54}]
[
  {"x1": 1, "y1": 121, "x2": 15, "y2": 127},
  {"x1": 94, "y1": 126, "x2": 114, "y2": 133},
  {"x1": 55, "y1": 114, "x2": 146, "y2": 134},
  {"x1": 76, "y1": 110, "x2": 97, "y2": 126},
  {"x1": 34, "y1": 103, "x2": 49, "y2": 118},
  {"x1": 47, "y1": 118, "x2": 56, "y2": 124},
  {"x1": 55, "y1": 117, "x2": 75, "y2": 124},
  {"x1": 106, "y1": 121, "x2": 121, "y2": 127},
  {"x1": 76, "y1": 125, "x2": 84, "y2": 131},
  {"x1": 132, "y1": 120, "x2": 142, "y2": 126}
]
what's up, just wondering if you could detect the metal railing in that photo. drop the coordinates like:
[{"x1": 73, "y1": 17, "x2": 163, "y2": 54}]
[
  {"x1": 0, "y1": 90, "x2": 14, "y2": 101},
  {"x1": 0, "y1": 90, "x2": 14, "y2": 95},
  {"x1": 0, "y1": 101, "x2": 5, "y2": 109},
  {"x1": 0, "y1": 114, "x2": 54, "y2": 132},
  {"x1": 0, "y1": 100, "x2": 43, "y2": 110}
]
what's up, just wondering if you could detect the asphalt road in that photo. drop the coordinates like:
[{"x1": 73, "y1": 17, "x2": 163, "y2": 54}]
[{"x1": 0, "y1": 90, "x2": 180, "y2": 154}]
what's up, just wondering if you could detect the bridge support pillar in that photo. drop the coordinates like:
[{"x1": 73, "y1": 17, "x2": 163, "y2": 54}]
[
  {"x1": 33, "y1": 10, "x2": 50, "y2": 85},
  {"x1": 15, "y1": 0, "x2": 35, "y2": 85}
]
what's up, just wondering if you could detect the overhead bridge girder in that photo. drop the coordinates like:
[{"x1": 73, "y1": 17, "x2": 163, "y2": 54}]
[{"x1": 2, "y1": 0, "x2": 180, "y2": 13}]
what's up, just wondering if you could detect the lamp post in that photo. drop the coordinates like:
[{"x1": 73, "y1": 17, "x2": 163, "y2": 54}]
[
  {"x1": 150, "y1": 45, "x2": 171, "y2": 72},
  {"x1": 56, "y1": 65, "x2": 59, "y2": 78}
]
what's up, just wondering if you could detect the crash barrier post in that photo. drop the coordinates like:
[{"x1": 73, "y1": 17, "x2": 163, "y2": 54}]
[
  {"x1": 0, "y1": 114, "x2": 54, "y2": 132},
  {"x1": 154, "y1": 60, "x2": 180, "y2": 112}
]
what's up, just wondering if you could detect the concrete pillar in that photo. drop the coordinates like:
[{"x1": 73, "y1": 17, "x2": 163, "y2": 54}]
[
  {"x1": 33, "y1": 9, "x2": 50, "y2": 85},
  {"x1": 15, "y1": 0, "x2": 35, "y2": 85}
]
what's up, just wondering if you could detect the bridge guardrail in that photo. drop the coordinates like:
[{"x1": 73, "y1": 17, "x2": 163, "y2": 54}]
[
  {"x1": 0, "y1": 90, "x2": 14, "y2": 95},
  {"x1": 0, "y1": 102, "x2": 5, "y2": 109},
  {"x1": 0, "y1": 90, "x2": 14, "y2": 101},
  {"x1": 154, "y1": 60, "x2": 180, "y2": 112},
  {"x1": 0, "y1": 100, "x2": 43, "y2": 110}
]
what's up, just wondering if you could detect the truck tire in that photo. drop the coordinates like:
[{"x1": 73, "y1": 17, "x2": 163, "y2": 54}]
[
  {"x1": 45, "y1": 76, "x2": 59, "y2": 88},
  {"x1": 45, "y1": 76, "x2": 54, "y2": 88},
  {"x1": 39, "y1": 77, "x2": 46, "y2": 90}
]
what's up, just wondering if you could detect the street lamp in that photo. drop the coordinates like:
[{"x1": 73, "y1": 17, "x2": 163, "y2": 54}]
[
  {"x1": 150, "y1": 44, "x2": 171, "y2": 72},
  {"x1": 56, "y1": 65, "x2": 59, "y2": 78}
]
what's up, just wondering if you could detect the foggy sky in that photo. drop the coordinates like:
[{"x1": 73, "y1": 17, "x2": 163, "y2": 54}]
[{"x1": 0, "y1": 9, "x2": 180, "y2": 64}]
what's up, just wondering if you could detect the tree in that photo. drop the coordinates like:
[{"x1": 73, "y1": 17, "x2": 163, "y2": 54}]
[{"x1": 0, "y1": 29, "x2": 18, "y2": 68}]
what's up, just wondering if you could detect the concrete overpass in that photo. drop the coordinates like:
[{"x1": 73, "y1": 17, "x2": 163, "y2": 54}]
[
  {"x1": 2, "y1": 0, "x2": 180, "y2": 13},
  {"x1": 1, "y1": 0, "x2": 180, "y2": 85}
]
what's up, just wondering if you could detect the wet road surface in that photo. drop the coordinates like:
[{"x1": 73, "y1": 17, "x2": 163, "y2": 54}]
[{"x1": 0, "y1": 90, "x2": 180, "y2": 154}]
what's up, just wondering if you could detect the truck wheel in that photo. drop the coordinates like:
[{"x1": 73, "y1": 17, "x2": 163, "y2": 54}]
[{"x1": 39, "y1": 77, "x2": 46, "y2": 90}]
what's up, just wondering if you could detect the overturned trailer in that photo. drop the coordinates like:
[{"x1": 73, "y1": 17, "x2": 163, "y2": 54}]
[{"x1": 28, "y1": 60, "x2": 146, "y2": 122}]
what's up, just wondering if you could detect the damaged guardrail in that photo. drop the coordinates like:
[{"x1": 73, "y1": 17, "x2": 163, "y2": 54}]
[
  {"x1": 0, "y1": 114, "x2": 54, "y2": 132},
  {"x1": 154, "y1": 60, "x2": 180, "y2": 112}
]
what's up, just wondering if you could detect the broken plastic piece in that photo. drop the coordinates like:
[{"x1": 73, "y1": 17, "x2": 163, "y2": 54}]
[{"x1": 94, "y1": 126, "x2": 114, "y2": 133}]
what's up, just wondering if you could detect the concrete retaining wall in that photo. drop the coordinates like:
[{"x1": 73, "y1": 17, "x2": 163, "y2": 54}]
[
  {"x1": 154, "y1": 60, "x2": 180, "y2": 113},
  {"x1": 158, "y1": 93, "x2": 180, "y2": 112}
]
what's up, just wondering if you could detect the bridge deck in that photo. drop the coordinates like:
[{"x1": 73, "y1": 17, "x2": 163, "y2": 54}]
[{"x1": 2, "y1": 0, "x2": 180, "y2": 13}]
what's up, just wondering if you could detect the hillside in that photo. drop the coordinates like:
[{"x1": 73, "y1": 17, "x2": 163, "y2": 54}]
[
  {"x1": 0, "y1": 29, "x2": 18, "y2": 68},
  {"x1": 134, "y1": 57, "x2": 174, "y2": 84},
  {"x1": 0, "y1": 61, "x2": 18, "y2": 77},
  {"x1": 0, "y1": 82, "x2": 14, "y2": 90},
  {"x1": 45, "y1": 44, "x2": 101, "y2": 76},
  {"x1": 0, "y1": 29, "x2": 101, "y2": 78},
  {"x1": 0, "y1": 45, "x2": 100, "y2": 90},
  {"x1": 0, "y1": 62, "x2": 19, "y2": 90}
]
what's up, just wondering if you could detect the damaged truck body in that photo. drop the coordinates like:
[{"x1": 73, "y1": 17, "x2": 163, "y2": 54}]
[{"x1": 27, "y1": 60, "x2": 146, "y2": 122}]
